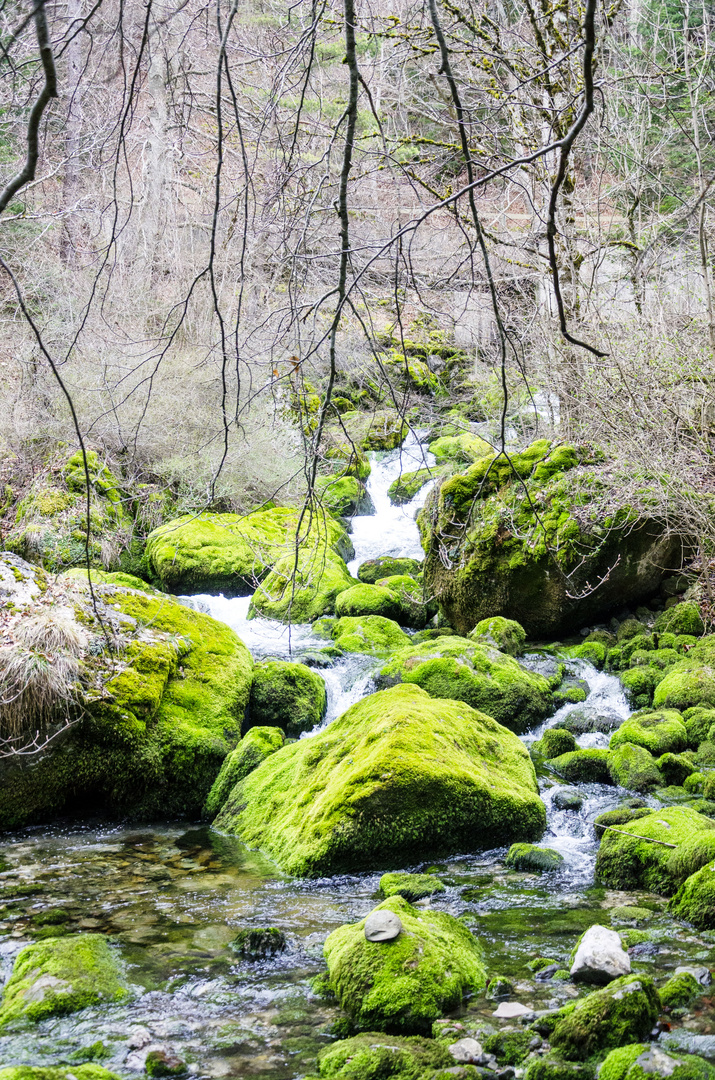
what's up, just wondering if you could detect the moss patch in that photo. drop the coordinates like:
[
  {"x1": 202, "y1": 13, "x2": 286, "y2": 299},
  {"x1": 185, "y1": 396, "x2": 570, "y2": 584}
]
[
  {"x1": 312, "y1": 1032, "x2": 454, "y2": 1078},
  {"x1": 204, "y1": 726, "x2": 285, "y2": 819},
  {"x1": 328, "y1": 615, "x2": 411, "y2": 655},
  {"x1": 549, "y1": 973, "x2": 660, "y2": 1061},
  {"x1": 249, "y1": 660, "x2": 326, "y2": 737},
  {"x1": 505, "y1": 843, "x2": 564, "y2": 871},
  {"x1": 595, "y1": 806, "x2": 715, "y2": 894},
  {"x1": 378, "y1": 873, "x2": 446, "y2": 902},
  {"x1": 669, "y1": 859, "x2": 715, "y2": 928}
]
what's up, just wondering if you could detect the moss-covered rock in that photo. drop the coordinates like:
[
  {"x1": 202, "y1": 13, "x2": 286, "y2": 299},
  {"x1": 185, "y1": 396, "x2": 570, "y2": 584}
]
[
  {"x1": 655, "y1": 602, "x2": 705, "y2": 638},
  {"x1": 505, "y1": 843, "x2": 564, "y2": 872},
  {"x1": 376, "y1": 575, "x2": 437, "y2": 630},
  {"x1": 212, "y1": 684, "x2": 545, "y2": 876},
  {"x1": 653, "y1": 661, "x2": 715, "y2": 713},
  {"x1": 548, "y1": 749, "x2": 612, "y2": 785},
  {"x1": 379, "y1": 873, "x2": 446, "y2": 902},
  {"x1": 316, "y1": 475, "x2": 371, "y2": 517},
  {"x1": 683, "y1": 707, "x2": 715, "y2": 747},
  {"x1": 230, "y1": 927, "x2": 286, "y2": 959},
  {"x1": 569, "y1": 641, "x2": 607, "y2": 668},
  {"x1": 422, "y1": 440, "x2": 683, "y2": 638},
  {"x1": 0, "y1": 568, "x2": 253, "y2": 827},
  {"x1": 595, "y1": 806, "x2": 715, "y2": 893},
  {"x1": 340, "y1": 410, "x2": 408, "y2": 451},
  {"x1": 388, "y1": 469, "x2": 437, "y2": 506},
  {"x1": 468, "y1": 616, "x2": 526, "y2": 656},
  {"x1": 323, "y1": 895, "x2": 486, "y2": 1034},
  {"x1": 482, "y1": 1030, "x2": 533, "y2": 1066},
  {"x1": 599, "y1": 1043, "x2": 715, "y2": 1080},
  {"x1": 326, "y1": 615, "x2": 411, "y2": 655},
  {"x1": 249, "y1": 660, "x2": 326, "y2": 737},
  {"x1": 659, "y1": 970, "x2": 700, "y2": 1009},
  {"x1": 607, "y1": 744, "x2": 663, "y2": 792},
  {"x1": 376, "y1": 636, "x2": 552, "y2": 734},
  {"x1": 0, "y1": 934, "x2": 127, "y2": 1028},
  {"x1": 310, "y1": 1031, "x2": 454, "y2": 1078},
  {"x1": 335, "y1": 583, "x2": 399, "y2": 620},
  {"x1": 619, "y1": 668, "x2": 658, "y2": 709},
  {"x1": 0, "y1": 1069, "x2": 124, "y2": 1080},
  {"x1": 249, "y1": 540, "x2": 354, "y2": 623},
  {"x1": 203, "y1": 726, "x2": 284, "y2": 819},
  {"x1": 610, "y1": 712, "x2": 688, "y2": 756},
  {"x1": 428, "y1": 433, "x2": 492, "y2": 465},
  {"x1": 532, "y1": 728, "x2": 578, "y2": 758},
  {"x1": 656, "y1": 753, "x2": 696, "y2": 787},
  {"x1": 358, "y1": 557, "x2": 422, "y2": 585},
  {"x1": 669, "y1": 859, "x2": 715, "y2": 928},
  {"x1": 523, "y1": 1060, "x2": 594, "y2": 1080},
  {"x1": 549, "y1": 974, "x2": 660, "y2": 1060}
]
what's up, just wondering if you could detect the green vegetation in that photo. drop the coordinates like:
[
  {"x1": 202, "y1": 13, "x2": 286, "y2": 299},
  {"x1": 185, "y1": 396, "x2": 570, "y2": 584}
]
[
  {"x1": 378, "y1": 873, "x2": 446, "y2": 901},
  {"x1": 204, "y1": 726, "x2": 284, "y2": 818},
  {"x1": 595, "y1": 806, "x2": 715, "y2": 893},
  {"x1": 307, "y1": 1032, "x2": 454, "y2": 1079},
  {"x1": 549, "y1": 974, "x2": 660, "y2": 1060},
  {"x1": 505, "y1": 843, "x2": 564, "y2": 871},
  {"x1": 249, "y1": 660, "x2": 326, "y2": 736}
]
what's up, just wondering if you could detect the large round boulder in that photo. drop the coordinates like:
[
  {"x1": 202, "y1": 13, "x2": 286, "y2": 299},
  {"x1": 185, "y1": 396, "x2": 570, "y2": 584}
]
[
  {"x1": 249, "y1": 660, "x2": 326, "y2": 736},
  {"x1": 211, "y1": 683, "x2": 546, "y2": 876},
  {"x1": 421, "y1": 440, "x2": 683, "y2": 637}
]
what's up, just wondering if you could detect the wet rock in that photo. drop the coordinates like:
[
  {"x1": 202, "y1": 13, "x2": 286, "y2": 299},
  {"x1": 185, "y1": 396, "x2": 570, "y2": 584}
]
[
  {"x1": 599, "y1": 1044, "x2": 715, "y2": 1079},
  {"x1": 145, "y1": 1051, "x2": 187, "y2": 1077},
  {"x1": 552, "y1": 788, "x2": 583, "y2": 811},
  {"x1": 230, "y1": 927, "x2": 287, "y2": 959},
  {"x1": 364, "y1": 909, "x2": 402, "y2": 942},
  {"x1": 492, "y1": 1002, "x2": 533, "y2": 1019},
  {"x1": 310, "y1": 1032, "x2": 454, "y2": 1078},
  {"x1": 674, "y1": 964, "x2": 712, "y2": 986},
  {"x1": 595, "y1": 806, "x2": 715, "y2": 893},
  {"x1": 557, "y1": 705, "x2": 624, "y2": 735},
  {"x1": 0, "y1": 1069, "x2": 123, "y2": 1080},
  {"x1": 204, "y1": 727, "x2": 285, "y2": 819},
  {"x1": 505, "y1": 844, "x2": 564, "y2": 873},
  {"x1": 486, "y1": 975, "x2": 514, "y2": 998},
  {"x1": 659, "y1": 970, "x2": 700, "y2": 1010},
  {"x1": 549, "y1": 974, "x2": 660, "y2": 1060},
  {"x1": 448, "y1": 1037, "x2": 484, "y2": 1063},
  {"x1": 547, "y1": 748, "x2": 612, "y2": 785},
  {"x1": 570, "y1": 924, "x2": 630, "y2": 984},
  {"x1": 532, "y1": 729, "x2": 577, "y2": 759},
  {"x1": 358, "y1": 556, "x2": 422, "y2": 584},
  {"x1": 248, "y1": 660, "x2": 327, "y2": 737},
  {"x1": 534, "y1": 964, "x2": 559, "y2": 981},
  {"x1": 378, "y1": 872, "x2": 445, "y2": 902}
]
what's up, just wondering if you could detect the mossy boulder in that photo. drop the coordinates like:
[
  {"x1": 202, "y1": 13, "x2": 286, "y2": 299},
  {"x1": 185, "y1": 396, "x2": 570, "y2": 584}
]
[
  {"x1": 376, "y1": 636, "x2": 552, "y2": 734},
  {"x1": 203, "y1": 726, "x2": 284, "y2": 819},
  {"x1": 599, "y1": 1044, "x2": 715, "y2": 1080},
  {"x1": 524, "y1": 1061, "x2": 593, "y2": 1080},
  {"x1": 146, "y1": 506, "x2": 351, "y2": 599},
  {"x1": 335, "y1": 583, "x2": 400, "y2": 620},
  {"x1": 309, "y1": 1032, "x2": 454, "y2": 1079},
  {"x1": 340, "y1": 410, "x2": 408, "y2": 451},
  {"x1": 683, "y1": 707, "x2": 715, "y2": 747},
  {"x1": 653, "y1": 661, "x2": 715, "y2": 713},
  {"x1": 376, "y1": 575, "x2": 437, "y2": 629},
  {"x1": 212, "y1": 684, "x2": 546, "y2": 876},
  {"x1": 548, "y1": 748, "x2": 612, "y2": 785},
  {"x1": 482, "y1": 1030, "x2": 533, "y2": 1066},
  {"x1": 249, "y1": 660, "x2": 326, "y2": 736},
  {"x1": 388, "y1": 469, "x2": 437, "y2": 506},
  {"x1": 230, "y1": 927, "x2": 286, "y2": 959},
  {"x1": 595, "y1": 806, "x2": 715, "y2": 893},
  {"x1": 619, "y1": 667, "x2": 659, "y2": 709},
  {"x1": 655, "y1": 601, "x2": 705, "y2": 638},
  {"x1": 325, "y1": 615, "x2": 411, "y2": 655},
  {"x1": 657, "y1": 752, "x2": 696, "y2": 787},
  {"x1": 0, "y1": 568, "x2": 253, "y2": 827},
  {"x1": 422, "y1": 440, "x2": 683, "y2": 638},
  {"x1": 659, "y1": 970, "x2": 701, "y2": 1009},
  {"x1": 607, "y1": 744, "x2": 663, "y2": 792},
  {"x1": 669, "y1": 859, "x2": 715, "y2": 928},
  {"x1": 569, "y1": 641, "x2": 607, "y2": 667},
  {"x1": 316, "y1": 475, "x2": 371, "y2": 517},
  {"x1": 532, "y1": 728, "x2": 578, "y2": 758},
  {"x1": 322, "y1": 895, "x2": 486, "y2": 1034},
  {"x1": 549, "y1": 973, "x2": 660, "y2": 1060},
  {"x1": 379, "y1": 873, "x2": 446, "y2": 901},
  {"x1": 610, "y1": 711, "x2": 688, "y2": 756},
  {"x1": 428, "y1": 432, "x2": 492, "y2": 465},
  {"x1": 358, "y1": 557, "x2": 422, "y2": 584},
  {"x1": 505, "y1": 843, "x2": 564, "y2": 871},
  {"x1": 249, "y1": 541, "x2": 354, "y2": 623},
  {"x1": 0, "y1": 1070, "x2": 124, "y2": 1080},
  {"x1": 468, "y1": 616, "x2": 526, "y2": 656},
  {"x1": 0, "y1": 934, "x2": 127, "y2": 1028}
]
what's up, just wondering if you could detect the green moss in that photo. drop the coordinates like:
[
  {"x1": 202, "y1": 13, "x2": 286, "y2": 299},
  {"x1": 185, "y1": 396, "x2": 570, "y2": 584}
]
[
  {"x1": 204, "y1": 726, "x2": 285, "y2": 819},
  {"x1": 523, "y1": 1060, "x2": 595, "y2": 1080},
  {"x1": 212, "y1": 684, "x2": 546, "y2": 876},
  {"x1": 657, "y1": 752, "x2": 696, "y2": 786},
  {"x1": 532, "y1": 728, "x2": 577, "y2": 758},
  {"x1": 600, "y1": 1044, "x2": 715, "y2": 1080},
  {"x1": 376, "y1": 636, "x2": 553, "y2": 734},
  {"x1": 230, "y1": 927, "x2": 286, "y2": 959},
  {"x1": 655, "y1": 602, "x2": 705, "y2": 637},
  {"x1": 249, "y1": 660, "x2": 326, "y2": 736},
  {"x1": 340, "y1": 410, "x2": 408, "y2": 451},
  {"x1": 335, "y1": 584, "x2": 399, "y2": 620},
  {"x1": 653, "y1": 661, "x2": 715, "y2": 712},
  {"x1": 144, "y1": 1052, "x2": 185, "y2": 1078},
  {"x1": 669, "y1": 859, "x2": 715, "y2": 928},
  {"x1": 659, "y1": 971, "x2": 700, "y2": 1009},
  {"x1": 428, "y1": 433, "x2": 492, "y2": 465},
  {"x1": 358, "y1": 557, "x2": 422, "y2": 584},
  {"x1": 313, "y1": 1032, "x2": 454, "y2": 1078},
  {"x1": 0, "y1": 934, "x2": 127, "y2": 1028},
  {"x1": 549, "y1": 974, "x2": 660, "y2": 1061},
  {"x1": 505, "y1": 843, "x2": 564, "y2": 871},
  {"x1": 569, "y1": 641, "x2": 607, "y2": 667},
  {"x1": 619, "y1": 668, "x2": 658, "y2": 709},
  {"x1": 376, "y1": 575, "x2": 436, "y2": 630},
  {"x1": 250, "y1": 543, "x2": 354, "y2": 623},
  {"x1": 0, "y1": 1069, "x2": 123, "y2": 1080},
  {"x1": 468, "y1": 616, "x2": 526, "y2": 656},
  {"x1": 379, "y1": 873, "x2": 446, "y2": 901},
  {"x1": 323, "y1": 895, "x2": 486, "y2": 1034},
  {"x1": 326, "y1": 615, "x2": 411, "y2": 655},
  {"x1": 483, "y1": 1030, "x2": 533, "y2": 1065},
  {"x1": 64, "y1": 450, "x2": 122, "y2": 503},
  {"x1": 607, "y1": 744, "x2": 663, "y2": 792},
  {"x1": 316, "y1": 475, "x2": 368, "y2": 517},
  {"x1": 683, "y1": 707, "x2": 715, "y2": 747},
  {"x1": 595, "y1": 806, "x2": 715, "y2": 893},
  {"x1": 594, "y1": 807, "x2": 652, "y2": 828},
  {"x1": 548, "y1": 749, "x2": 611, "y2": 785},
  {"x1": 62, "y1": 568, "x2": 152, "y2": 589},
  {"x1": 388, "y1": 469, "x2": 436, "y2": 506}
]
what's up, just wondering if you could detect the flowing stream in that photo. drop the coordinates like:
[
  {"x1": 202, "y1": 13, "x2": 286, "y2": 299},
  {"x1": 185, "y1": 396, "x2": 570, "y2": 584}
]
[{"x1": 1, "y1": 438, "x2": 715, "y2": 1077}]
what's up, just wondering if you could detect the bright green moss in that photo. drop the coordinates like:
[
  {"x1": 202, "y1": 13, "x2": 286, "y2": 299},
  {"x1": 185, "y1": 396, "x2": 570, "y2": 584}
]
[
  {"x1": 595, "y1": 806, "x2": 715, "y2": 893},
  {"x1": 323, "y1": 895, "x2": 486, "y2": 1034},
  {"x1": 316, "y1": 475, "x2": 366, "y2": 517},
  {"x1": 653, "y1": 661, "x2": 715, "y2": 712},
  {"x1": 376, "y1": 636, "x2": 552, "y2": 734},
  {"x1": 358, "y1": 557, "x2": 421, "y2": 584},
  {"x1": 548, "y1": 748, "x2": 611, "y2": 784},
  {"x1": 549, "y1": 974, "x2": 660, "y2": 1061},
  {"x1": 523, "y1": 1060, "x2": 595, "y2": 1080},
  {"x1": 64, "y1": 451, "x2": 122, "y2": 503},
  {"x1": 249, "y1": 660, "x2": 326, "y2": 736},
  {"x1": 600, "y1": 1044, "x2": 715, "y2": 1080},
  {"x1": 659, "y1": 971, "x2": 700, "y2": 1009},
  {"x1": 599, "y1": 1045, "x2": 648, "y2": 1080},
  {"x1": 655, "y1": 602, "x2": 705, "y2": 638},
  {"x1": 312, "y1": 1032, "x2": 454, "y2": 1078},
  {"x1": 505, "y1": 843, "x2": 564, "y2": 871},
  {"x1": 379, "y1": 873, "x2": 445, "y2": 901},
  {"x1": 469, "y1": 616, "x2": 526, "y2": 656},
  {"x1": 569, "y1": 641, "x2": 607, "y2": 667},
  {"x1": 0, "y1": 934, "x2": 127, "y2": 1028},
  {"x1": 250, "y1": 544, "x2": 353, "y2": 623},
  {"x1": 483, "y1": 1031, "x2": 533, "y2": 1065},
  {"x1": 61, "y1": 568, "x2": 153, "y2": 589},
  {"x1": 657, "y1": 753, "x2": 696, "y2": 786},
  {"x1": 329, "y1": 615, "x2": 411, "y2": 655},
  {"x1": 335, "y1": 583, "x2": 399, "y2": 620},
  {"x1": 683, "y1": 707, "x2": 715, "y2": 747},
  {"x1": 388, "y1": 468, "x2": 435, "y2": 506},
  {"x1": 0, "y1": 1069, "x2": 124, "y2": 1080},
  {"x1": 607, "y1": 744, "x2": 663, "y2": 792},
  {"x1": 376, "y1": 575, "x2": 436, "y2": 629},
  {"x1": 532, "y1": 727, "x2": 577, "y2": 758},
  {"x1": 669, "y1": 859, "x2": 715, "y2": 928},
  {"x1": 428, "y1": 432, "x2": 492, "y2": 465},
  {"x1": 204, "y1": 726, "x2": 285, "y2": 819},
  {"x1": 340, "y1": 409, "x2": 408, "y2": 451},
  {"x1": 619, "y1": 668, "x2": 658, "y2": 709},
  {"x1": 212, "y1": 684, "x2": 545, "y2": 876}
]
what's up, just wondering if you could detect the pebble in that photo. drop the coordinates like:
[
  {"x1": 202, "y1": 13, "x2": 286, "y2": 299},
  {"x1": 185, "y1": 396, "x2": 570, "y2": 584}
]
[
  {"x1": 364, "y1": 910, "x2": 402, "y2": 942},
  {"x1": 492, "y1": 1001, "x2": 533, "y2": 1018}
]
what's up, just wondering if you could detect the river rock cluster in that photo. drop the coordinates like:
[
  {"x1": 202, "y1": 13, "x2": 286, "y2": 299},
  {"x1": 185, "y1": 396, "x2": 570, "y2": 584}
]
[{"x1": 1, "y1": 434, "x2": 714, "y2": 1080}]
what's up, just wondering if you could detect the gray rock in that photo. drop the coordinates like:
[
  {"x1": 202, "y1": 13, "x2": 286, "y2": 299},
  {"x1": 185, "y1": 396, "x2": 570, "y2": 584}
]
[
  {"x1": 675, "y1": 965, "x2": 712, "y2": 986},
  {"x1": 570, "y1": 924, "x2": 630, "y2": 984},
  {"x1": 448, "y1": 1038, "x2": 483, "y2": 1064},
  {"x1": 632, "y1": 1048, "x2": 679, "y2": 1076},
  {"x1": 364, "y1": 909, "x2": 402, "y2": 942},
  {"x1": 492, "y1": 1001, "x2": 534, "y2": 1018},
  {"x1": 558, "y1": 706, "x2": 623, "y2": 735},
  {"x1": 552, "y1": 787, "x2": 583, "y2": 811}
]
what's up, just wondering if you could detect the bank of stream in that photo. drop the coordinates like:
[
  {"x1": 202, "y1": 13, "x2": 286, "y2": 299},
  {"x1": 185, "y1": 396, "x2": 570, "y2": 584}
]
[{"x1": 1, "y1": 439, "x2": 714, "y2": 1078}]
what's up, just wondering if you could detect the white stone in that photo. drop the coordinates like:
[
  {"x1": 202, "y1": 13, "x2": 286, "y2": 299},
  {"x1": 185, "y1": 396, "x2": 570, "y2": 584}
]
[
  {"x1": 492, "y1": 1001, "x2": 533, "y2": 1018},
  {"x1": 448, "y1": 1038, "x2": 483, "y2": 1064},
  {"x1": 634, "y1": 1048, "x2": 679, "y2": 1076},
  {"x1": 570, "y1": 924, "x2": 630, "y2": 984},
  {"x1": 364, "y1": 910, "x2": 402, "y2": 942}
]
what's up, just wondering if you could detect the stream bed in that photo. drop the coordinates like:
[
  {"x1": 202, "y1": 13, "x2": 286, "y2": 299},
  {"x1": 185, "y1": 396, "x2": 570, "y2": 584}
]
[{"x1": 1, "y1": 439, "x2": 715, "y2": 1077}]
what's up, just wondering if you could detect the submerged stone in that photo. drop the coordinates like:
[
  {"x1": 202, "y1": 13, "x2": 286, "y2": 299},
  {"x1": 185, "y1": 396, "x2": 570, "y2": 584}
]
[
  {"x1": 230, "y1": 927, "x2": 287, "y2": 959},
  {"x1": 552, "y1": 787, "x2": 584, "y2": 811},
  {"x1": 211, "y1": 684, "x2": 545, "y2": 876},
  {"x1": 323, "y1": 895, "x2": 486, "y2": 1034},
  {"x1": 144, "y1": 1051, "x2": 186, "y2": 1078},
  {"x1": 0, "y1": 933, "x2": 128, "y2": 1028},
  {"x1": 505, "y1": 844, "x2": 564, "y2": 872}
]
